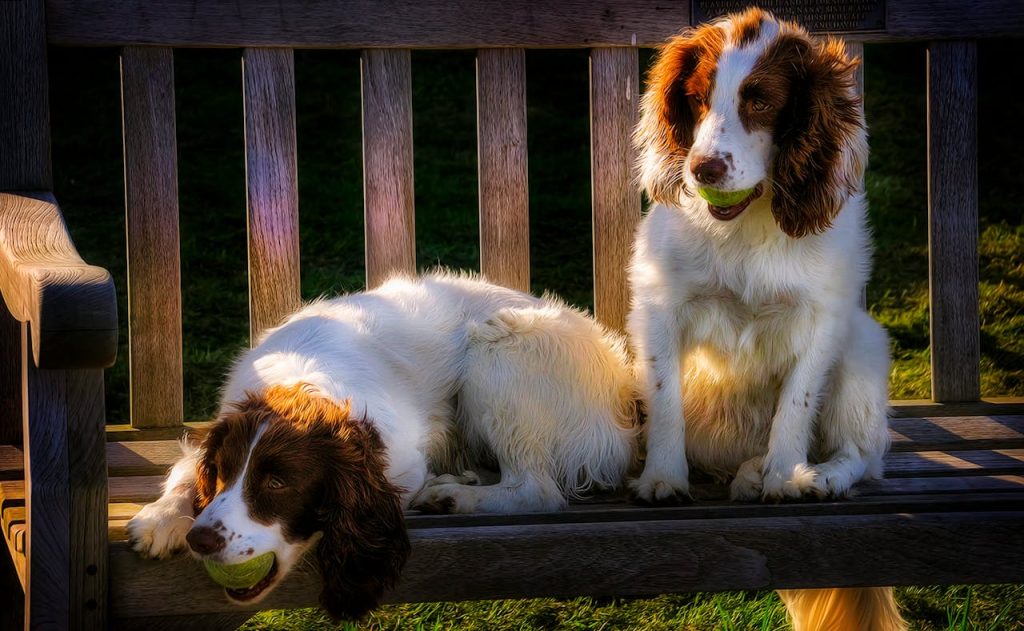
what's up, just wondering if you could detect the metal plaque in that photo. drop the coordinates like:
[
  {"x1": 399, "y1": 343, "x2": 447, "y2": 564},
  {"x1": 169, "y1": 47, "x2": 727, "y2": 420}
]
[{"x1": 691, "y1": 0, "x2": 886, "y2": 33}]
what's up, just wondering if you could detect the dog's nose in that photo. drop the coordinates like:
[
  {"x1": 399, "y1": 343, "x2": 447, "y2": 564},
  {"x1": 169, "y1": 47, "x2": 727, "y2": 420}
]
[
  {"x1": 691, "y1": 156, "x2": 728, "y2": 185},
  {"x1": 186, "y1": 526, "x2": 226, "y2": 555}
]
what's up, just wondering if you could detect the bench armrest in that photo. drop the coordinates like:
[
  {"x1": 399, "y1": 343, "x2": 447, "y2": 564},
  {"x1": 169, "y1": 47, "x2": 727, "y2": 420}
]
[{"x1": 0, "y1": 192, "x2": 117, "y2": 368}]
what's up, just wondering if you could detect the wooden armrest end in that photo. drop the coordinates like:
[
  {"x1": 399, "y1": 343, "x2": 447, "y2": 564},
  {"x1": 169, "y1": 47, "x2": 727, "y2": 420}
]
[{"x1": 0, "y1": 192, "x2": 117, "y2": 368}]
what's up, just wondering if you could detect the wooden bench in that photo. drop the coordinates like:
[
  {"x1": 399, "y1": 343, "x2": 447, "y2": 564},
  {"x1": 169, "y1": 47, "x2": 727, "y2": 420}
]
[{"x1": 2, "y1": 0, "x2": 1024, "y2": 628}]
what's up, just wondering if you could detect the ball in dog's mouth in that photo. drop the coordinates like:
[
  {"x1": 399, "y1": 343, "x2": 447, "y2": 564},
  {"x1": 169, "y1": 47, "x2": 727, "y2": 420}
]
[
  {"x1": 203, "y1": 553, "x2": 279, "y2": 602},
  {"x1": 698, "y1": 183, "x2": 764, "y2": 221}
]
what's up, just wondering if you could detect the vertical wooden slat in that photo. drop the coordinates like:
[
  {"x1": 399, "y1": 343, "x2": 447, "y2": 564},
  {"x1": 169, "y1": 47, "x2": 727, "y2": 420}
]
[
  {"x1": 361, "y1": 49, "x2": 415, "y2": 289},
  {"x1": 927, "y1": 40, "x2": 980, "y2": 402},
  {"x1": 23, "y1": 322, "x2": 69, "y2": 629},
  {"x1": 121, "y1": 46, "x2": 184, "y2": 428},
  {"x1": 243, "y1": 48, "x2": 301, "y2": 341},
  {"x1": 590, "y1": 47, "x2": 640, "y2": 332},
  {"x1": 22, "y1": 321, "x2": 107, "y2": 630},
  {"x1": 477, "y1": 48, "x2": 530, "y2": 292},
  {"x1": 0, "y1": 303, "x2": 21, "y2": 444},
  {"x1": 0, "y1": 0, "x2": 51, "y2": 191},
  {"x1": 66, "y1": 368, "x2": 107, "y2": 631}
]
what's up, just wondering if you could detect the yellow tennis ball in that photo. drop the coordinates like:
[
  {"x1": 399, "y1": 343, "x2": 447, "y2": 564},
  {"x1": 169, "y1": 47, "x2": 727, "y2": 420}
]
[
  {"x1": 203, "y1": 552, "x2": 275, "y2": 590},
  {"x1": 697, "y1": 186, "x2": 755, "y2": 208}
]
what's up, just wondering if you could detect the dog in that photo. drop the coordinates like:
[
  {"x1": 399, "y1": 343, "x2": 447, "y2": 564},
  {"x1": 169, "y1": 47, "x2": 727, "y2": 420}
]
[
  {"x1": 627, "y1": 8, "x2": 904, "y2": 629},
  {"x1": 126, "y1": 272, "x2": 637, "y2": 620}
]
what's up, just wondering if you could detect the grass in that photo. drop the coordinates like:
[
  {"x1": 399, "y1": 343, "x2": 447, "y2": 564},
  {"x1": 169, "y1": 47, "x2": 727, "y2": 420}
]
[{"x1": 45, "y1": 38, "x2": 1023, "y2": 631}]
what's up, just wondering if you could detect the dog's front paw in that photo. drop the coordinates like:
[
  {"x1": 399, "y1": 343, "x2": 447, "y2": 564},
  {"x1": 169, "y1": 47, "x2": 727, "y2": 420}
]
[
  {"x1": 411, "y1": 484, "x2": 479, "y2": 514},
  {"x1": 760, "y1": 462, "x2": 820, "y2": 501},
  {"x1": 729, "y1": 456, "x2": 764, "y2": 501},
  {"x1": 126, "y1": 498, "x2": 193, "y2": 559},
  {"x1": 629, "y1": 471, "x2": 691, "y2": 505}
]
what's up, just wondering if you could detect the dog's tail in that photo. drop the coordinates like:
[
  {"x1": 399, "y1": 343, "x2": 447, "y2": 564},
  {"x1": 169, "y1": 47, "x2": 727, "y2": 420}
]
[{"x1": 777, "y1": 587, "x2": 906, "y2": 631}]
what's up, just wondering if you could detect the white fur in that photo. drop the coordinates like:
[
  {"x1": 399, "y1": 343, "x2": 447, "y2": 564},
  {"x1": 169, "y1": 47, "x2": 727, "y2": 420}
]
[
  {"x1": 129, "y1": 272, "x2": 637, "y2": 562},
  {"x1": 629, "y1": 17, "x2": 890, "y2": 503}
]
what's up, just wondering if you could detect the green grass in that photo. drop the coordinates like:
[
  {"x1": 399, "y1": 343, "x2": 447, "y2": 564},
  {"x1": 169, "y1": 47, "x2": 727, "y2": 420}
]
[{"x1": 46, "y1": 39, "x2": 1024, "y2": 631}]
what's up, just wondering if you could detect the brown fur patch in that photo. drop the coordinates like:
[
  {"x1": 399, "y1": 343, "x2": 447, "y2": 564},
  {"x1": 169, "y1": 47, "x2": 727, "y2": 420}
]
[
  {"x1": 731, "y1": 7, "x2": 766, "y2": 47},
  {"x1": 762, "y1": 33, "x2": 863, "y2": 237},
  {"x1": 635, "y1": 24, "x2": 725, "y2": 203},
  {"x1": 195, "y1": 384, "x2": 410, "y2": 621}
]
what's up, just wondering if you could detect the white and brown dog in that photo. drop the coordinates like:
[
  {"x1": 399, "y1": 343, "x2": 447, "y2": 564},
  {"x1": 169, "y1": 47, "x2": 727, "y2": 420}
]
[
  {"x1": 628, "y1": 8, "x2": 903, "y2": 630},
  {"x1": 127, "y1": 272, "x2": 636, "y2": 619}
]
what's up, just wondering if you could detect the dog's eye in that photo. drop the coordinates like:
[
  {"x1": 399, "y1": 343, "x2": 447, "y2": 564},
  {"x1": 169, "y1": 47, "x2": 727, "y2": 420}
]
[
  {"x1": 266, "y1": 475, "x2": 287, "y2": 490},
  {"x1": 751, "y1": 99, "x2": 771, "y2": 112}
]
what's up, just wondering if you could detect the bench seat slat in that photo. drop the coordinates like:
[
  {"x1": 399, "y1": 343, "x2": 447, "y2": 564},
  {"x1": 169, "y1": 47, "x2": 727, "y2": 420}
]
[
  {"x1": 121, "y1": 46, "x2": 185, "y2": 429},
  {"x1": 243, "y1": 47, "x2": 301, "y2": 339},
  {"x1": 477, "y1": 48, "x2": 530, "y2": 292},
  {"x1": 106, "y1": 510, "x2": 1024, "y2": 618},
  {"x1": 590, "y1": 47, "x2": 640, "y2": 332},
  {"x1": 362, "y1": 48, "x2": 415, "y2": 288}
]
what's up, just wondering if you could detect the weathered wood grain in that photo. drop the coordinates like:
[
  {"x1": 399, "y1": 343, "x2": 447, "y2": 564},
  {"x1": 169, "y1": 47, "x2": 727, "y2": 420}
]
[
  {"x1": 106, "y1": 440, "x2": 186, "y2": 476},
  {"x1": 0, "y1": 0, "x2": 51, "y2": 190},
  {"x1": 23, "y1": 331, "x2": 71, "y2": 629},
  {"x1": 889, "y1": 416, "x2": 1024, "y2": 451},
  {"x1": 890, "y1": 398, "x2": 1024, "y2": 418},
  {"x1": 121, "y1": 46, "x2": 184, "y2": 429},
  {"x1": 44, "y1": 0, "x2": 1024, "y2": 47},
  {"x1": 927, "y1": 41, "x2": 979, "y2": 402},
  {"x1": 66, "y1": 369, "x2": 108, "y2": 630},
  {"x1": 45, "y1": 0, "x2": 687, "y2": 48},
  {"x1": 243, "y1": 48, "x2": 301, "y2": 340},
  {"x1": 859, "y1": 475, "x2": 1024, "y2": 496},
  {"x1": 105, "y1": 420, "x2": 213, "y2": 443},
  {"x1": 477, "y1": 48, "x2": 530, "y2": 292},
  {"x1": 108, "y1": 510, "x2": 1024, "y2": 617},
  {"x1": 0, "y1": 303, "x2": 21, "y2": 444},
  {"x1": 362, "y1": 49, "x2": 415, "y2": 288},
  {"x1": 886, "y1": 0, "x2": 1024, "y2": 40},
  {"x1": 0, "y1": 193, "x2": 118, "y2": 369},
  {"x1": 886, "y1": 449, "x2": 1024, "y2": 478},
  {"x1": 590, "y1": 47, "x2": 640, "y2": 332}
]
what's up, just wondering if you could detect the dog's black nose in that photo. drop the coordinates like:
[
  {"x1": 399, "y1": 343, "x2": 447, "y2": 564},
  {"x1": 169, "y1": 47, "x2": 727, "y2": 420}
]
[
  {"x1": 691, "y1": 156, "x2": 728, "y2": 185},
  {"x1": 186, "y1": 526, "x2": 226, "y2": 555}
]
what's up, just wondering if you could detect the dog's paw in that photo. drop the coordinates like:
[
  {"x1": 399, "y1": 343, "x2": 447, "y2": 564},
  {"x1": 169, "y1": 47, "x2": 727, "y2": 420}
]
[
  {"x1": 628, "y1": 472, "x2": 691, "y2": 505},
  {"x1": 126, "y1": 499, "x2": 193, "y2": 559},
  {"x1": 760, "y1": 462, "x2": 821, "y2": 501},
  {"x1": 807, "y1": 461, "x2": 858, "y2": 498},
  {"x1": 411, "y1": 484, "x2": 480, "y2": 514},
  {"x1": 729, "y1": 456, "x2": 764, "y2": 501}
]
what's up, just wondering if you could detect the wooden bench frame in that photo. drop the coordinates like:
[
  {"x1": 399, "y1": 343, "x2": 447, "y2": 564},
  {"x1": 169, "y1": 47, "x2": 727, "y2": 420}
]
[{"x1": 2, "y1": 0, "x2": 1024, "y2": 628}]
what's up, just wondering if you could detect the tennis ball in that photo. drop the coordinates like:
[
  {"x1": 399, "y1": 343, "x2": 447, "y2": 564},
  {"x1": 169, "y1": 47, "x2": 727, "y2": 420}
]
[
  {"x1": 203, "y1": 552, "x2": 275, "y2": 590},
  {"x1": 697, "y1": 186, "x2": 755, "y2": 208}
]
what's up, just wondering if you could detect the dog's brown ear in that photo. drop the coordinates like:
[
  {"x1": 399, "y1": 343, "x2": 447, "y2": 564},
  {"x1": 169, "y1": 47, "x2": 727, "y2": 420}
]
[
  {"x1": 316, "y1": 419, "x2": 410, "y2": 620},
  {"x1": 194, "y1": 422, "x2": 229, "y2": 513},
  {"x1": 770, "y1": 35, "x2": 866, "y2": 237},
  {"x1": 635, "y1": 25, "x2": 724, "y2": 204}
]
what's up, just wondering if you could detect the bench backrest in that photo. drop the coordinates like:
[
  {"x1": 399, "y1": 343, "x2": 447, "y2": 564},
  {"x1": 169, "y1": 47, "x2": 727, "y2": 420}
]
[{"x1": 3, "y1": 0, "x2": 1022, "y2": 431}]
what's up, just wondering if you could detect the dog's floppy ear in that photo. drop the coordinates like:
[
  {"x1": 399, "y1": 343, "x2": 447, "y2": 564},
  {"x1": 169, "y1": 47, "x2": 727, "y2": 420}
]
[
  {"x1": 635, "y1": 25, "x2": 724, "y2": 204},
  {"x1": 194, "y1": 421, "x2": 229, "y2": 514},
  {"x1": 316, "y1": 419, "x2": 410, "y2": 620},
  {"x1": 770, "y1": 35, "x2": 866, "y2": 237}
]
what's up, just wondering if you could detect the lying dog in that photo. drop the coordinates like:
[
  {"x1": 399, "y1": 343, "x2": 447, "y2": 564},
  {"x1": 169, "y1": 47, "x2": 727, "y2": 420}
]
[
  {"x1": 127, "y1": 272, "x2": 636, "y2": 619},
  {"x1": 627, "y1": 8, "x2": 904, "y2": 630}
]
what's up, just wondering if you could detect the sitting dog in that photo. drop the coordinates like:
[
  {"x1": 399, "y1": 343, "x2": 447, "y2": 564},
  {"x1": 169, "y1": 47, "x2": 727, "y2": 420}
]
[
  {"x1": 127, "y1": 272, "x2": 636, "y2": 619},
  {"x1": 627, "y1": 8, "x2": 904, "y2": 630}
]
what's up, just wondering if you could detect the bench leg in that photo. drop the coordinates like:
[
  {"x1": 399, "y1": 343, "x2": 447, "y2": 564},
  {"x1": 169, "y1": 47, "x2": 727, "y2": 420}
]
[
  {"x1": 1, "y1": 547, "x2": 25, "y2": 630},
  {"x1": 22, "y1": 320, "x2": 108, "y2": 630}
]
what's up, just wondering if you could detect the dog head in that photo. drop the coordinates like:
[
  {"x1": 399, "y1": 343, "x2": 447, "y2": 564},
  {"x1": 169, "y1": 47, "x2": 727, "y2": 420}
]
[
  {"x1": 635, "y1": 8, "x2": 867, "y2": 237},
  {"x1": 187, "y1": 383, "x2": 409, "y2": 620}
]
